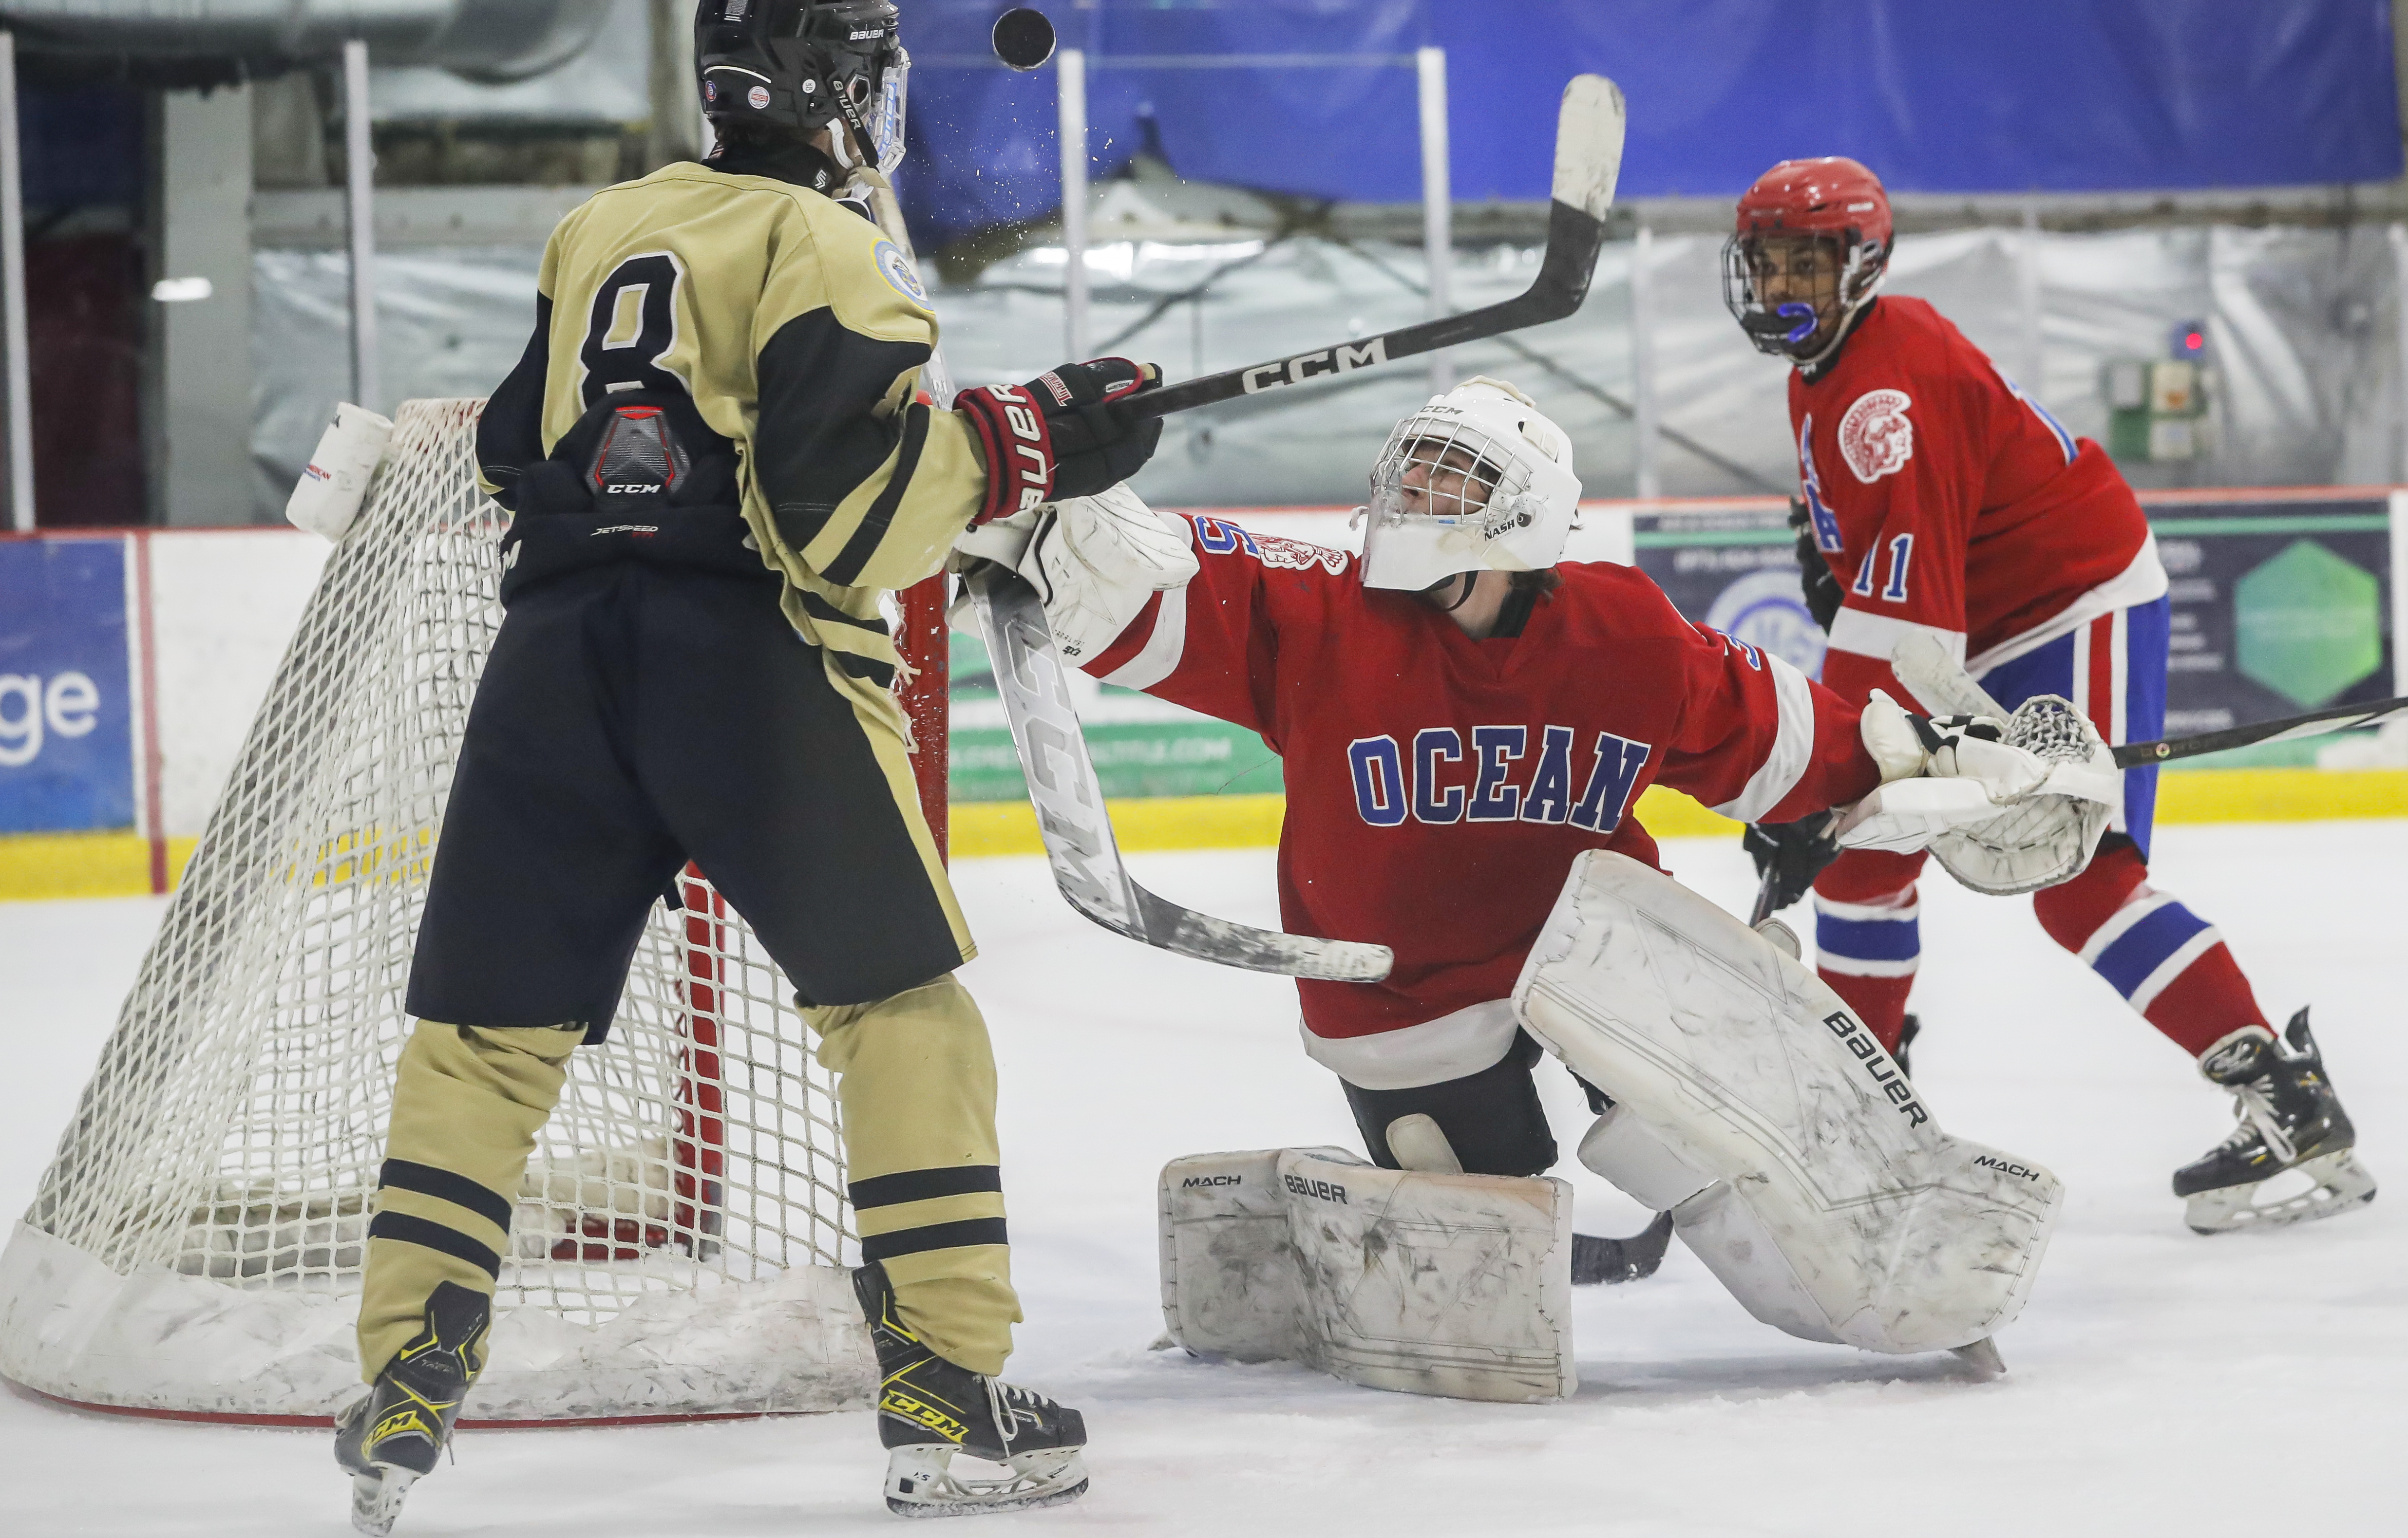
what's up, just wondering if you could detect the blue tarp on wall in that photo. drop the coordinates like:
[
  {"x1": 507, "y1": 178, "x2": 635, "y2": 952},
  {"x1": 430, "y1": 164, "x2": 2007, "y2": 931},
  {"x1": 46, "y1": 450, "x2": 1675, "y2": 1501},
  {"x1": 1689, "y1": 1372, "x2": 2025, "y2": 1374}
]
[{"x1": 897, "y1": 0, "x2": 2404, "y2": 247}]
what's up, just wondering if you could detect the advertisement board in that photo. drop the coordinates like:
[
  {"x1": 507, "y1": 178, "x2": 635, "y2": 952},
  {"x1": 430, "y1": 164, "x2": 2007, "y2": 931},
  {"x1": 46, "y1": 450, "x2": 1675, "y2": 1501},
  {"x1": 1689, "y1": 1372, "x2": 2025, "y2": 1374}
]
[
  {"x1": 1627, "y1": 494, "x2": 2401, "y2": 744},
  {"x1": 0, "y1": 538, "x2": 135, "y2": 833}
]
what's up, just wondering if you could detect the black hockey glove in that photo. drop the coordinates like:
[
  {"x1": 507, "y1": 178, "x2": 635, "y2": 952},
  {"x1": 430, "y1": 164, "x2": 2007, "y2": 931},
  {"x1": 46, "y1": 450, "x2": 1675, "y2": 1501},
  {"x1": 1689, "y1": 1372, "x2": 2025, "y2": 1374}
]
[
  {"x1": 1788, "y1": 496, "x2": 1843, "y2": 632},
  {"x1": 1741, "y1": 808, "x2": 1842, "y2": 918},
  {"x1": 955, "y1": 357, "x2": 1164, "y2": 526}
]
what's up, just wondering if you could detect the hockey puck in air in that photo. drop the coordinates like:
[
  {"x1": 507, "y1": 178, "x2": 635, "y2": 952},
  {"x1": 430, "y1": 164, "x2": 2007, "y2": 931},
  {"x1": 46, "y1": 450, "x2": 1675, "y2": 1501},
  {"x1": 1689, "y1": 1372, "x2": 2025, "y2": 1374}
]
[{"x1": 993, "y1": 7, "x2": 1057, "y2": 71}]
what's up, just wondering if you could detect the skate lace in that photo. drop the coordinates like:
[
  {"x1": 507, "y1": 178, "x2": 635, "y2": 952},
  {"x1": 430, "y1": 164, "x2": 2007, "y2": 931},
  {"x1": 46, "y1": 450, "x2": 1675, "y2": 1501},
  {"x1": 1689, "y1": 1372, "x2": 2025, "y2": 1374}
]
[
  {"x1": 985, "y1": 1378, "x2": 1053, "y2": 1445},
  {"x1": 2229, "y1": 1082, "x2": 2297, "y2": 1164}
]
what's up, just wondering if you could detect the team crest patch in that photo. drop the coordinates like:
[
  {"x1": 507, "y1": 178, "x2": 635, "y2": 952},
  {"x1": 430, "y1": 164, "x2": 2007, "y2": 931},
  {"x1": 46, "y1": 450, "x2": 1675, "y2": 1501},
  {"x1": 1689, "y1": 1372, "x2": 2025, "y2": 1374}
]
[
  {"x1": 872, "y1": 240, "x2": 930, "y2": 308},
  {"x1": 1838, "y1": 389, "x2": 1914, "y2": 484},
  {"x1": 1251, "y1": 534, "x2": 1348, "y2": 575}
]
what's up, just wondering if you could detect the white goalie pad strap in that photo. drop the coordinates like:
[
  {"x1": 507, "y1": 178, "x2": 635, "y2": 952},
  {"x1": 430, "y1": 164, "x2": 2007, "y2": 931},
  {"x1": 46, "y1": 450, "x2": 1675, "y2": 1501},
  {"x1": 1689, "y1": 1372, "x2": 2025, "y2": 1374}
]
[
  {"x1": 1159, "y1": 1148, "x2": 1574, "y2": 1403},
  {"x1": 1577, "y1": 1105, "x2": 1713, "y2": 1211},
  {"x1": 1511, "y1": 851, "x2": 2064, "y2": 1354}
]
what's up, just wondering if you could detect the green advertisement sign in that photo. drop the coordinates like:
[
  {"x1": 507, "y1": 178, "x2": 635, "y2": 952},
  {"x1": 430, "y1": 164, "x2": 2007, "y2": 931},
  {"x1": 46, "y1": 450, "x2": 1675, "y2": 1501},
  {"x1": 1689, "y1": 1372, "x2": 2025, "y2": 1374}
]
[{"x1": 948, "y1": 630, "x2": 1282, "y2": 803}]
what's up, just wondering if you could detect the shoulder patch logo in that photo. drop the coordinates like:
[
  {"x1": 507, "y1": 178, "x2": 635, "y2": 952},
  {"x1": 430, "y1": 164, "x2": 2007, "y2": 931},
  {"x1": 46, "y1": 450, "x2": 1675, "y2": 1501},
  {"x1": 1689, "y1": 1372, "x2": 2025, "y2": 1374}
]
[
  {"x1": 1252, "y1": 534, "x2": 1349, "y2": 575},
  {"x1": 872, "y1": 240, "x2": 930, "y2": 309},
  {"x1": 1838, "y1": 388, "x2": 1913, "y2": 484}
]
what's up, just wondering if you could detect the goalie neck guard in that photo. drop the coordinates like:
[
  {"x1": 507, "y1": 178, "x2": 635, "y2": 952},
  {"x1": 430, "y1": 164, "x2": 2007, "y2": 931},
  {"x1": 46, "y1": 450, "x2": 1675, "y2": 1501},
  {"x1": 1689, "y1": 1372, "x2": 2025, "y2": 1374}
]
[
  {"x1": 1723, "y1": 156, "x2": 1892, "y2": 371},
  {"x1": 1357, "y1": 377, "x2": 1581, "y2": 594},
  {"x1": 695, "y1": 0, "x2": 909, "y2": 174}
]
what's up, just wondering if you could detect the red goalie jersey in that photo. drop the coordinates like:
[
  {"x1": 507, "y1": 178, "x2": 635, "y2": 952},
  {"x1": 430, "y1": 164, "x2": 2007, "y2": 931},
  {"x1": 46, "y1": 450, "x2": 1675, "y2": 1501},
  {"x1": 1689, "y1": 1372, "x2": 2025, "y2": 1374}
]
[
  {"x1": 1081, "y1": 518, "x2": 1881, "y2": 1050},
  {"x1": 1794, "y1": 296, "x2": 2166, "y2": 706}
]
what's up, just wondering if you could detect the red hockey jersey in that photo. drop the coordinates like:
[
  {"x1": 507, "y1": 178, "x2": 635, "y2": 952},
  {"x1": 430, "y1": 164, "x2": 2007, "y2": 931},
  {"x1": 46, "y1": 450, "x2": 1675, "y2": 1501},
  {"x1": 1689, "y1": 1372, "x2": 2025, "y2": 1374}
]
[
  {"x1": 1082, "y1": 517, "x2": 1881, "y2": 1063},
  {"x1": 1792, "y1": 296, "x2": 2165, "y2": 708}
]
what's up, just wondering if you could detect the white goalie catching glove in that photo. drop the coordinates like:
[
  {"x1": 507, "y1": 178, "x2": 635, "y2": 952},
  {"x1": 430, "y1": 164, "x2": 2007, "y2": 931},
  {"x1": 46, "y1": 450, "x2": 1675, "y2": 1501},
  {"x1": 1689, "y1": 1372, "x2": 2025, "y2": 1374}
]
[
  {"x1": 1834, "y1": 688, "x2": 2121, "y2": 893},
  {"x1": 949, "y1": 484, "x2": 1198, "y2": 663}
]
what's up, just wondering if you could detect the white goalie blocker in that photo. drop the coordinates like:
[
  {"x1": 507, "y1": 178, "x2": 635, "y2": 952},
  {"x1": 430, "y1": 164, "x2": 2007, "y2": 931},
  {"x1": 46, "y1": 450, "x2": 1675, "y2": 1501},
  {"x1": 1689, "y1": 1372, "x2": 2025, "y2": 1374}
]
[
  {"x1": 1514, "y1": 851, "x2": 2064, "y2": 1356},
  {"x1": 1158, "y1": 1148, "x2": 1575, "y2": 1403}
]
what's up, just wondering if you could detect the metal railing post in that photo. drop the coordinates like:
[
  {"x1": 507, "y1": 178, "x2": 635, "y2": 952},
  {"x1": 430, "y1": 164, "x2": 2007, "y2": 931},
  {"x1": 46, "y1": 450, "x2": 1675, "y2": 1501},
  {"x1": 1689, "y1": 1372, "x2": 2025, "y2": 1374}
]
[
  {"x1": 1417, "y1": 46, "x2": 1453, "y2": 397},
  {"x1": 0, "y1": 32, "x2": 34, "y2": 530},
  {"x1": 343, "y1": 40, "x2": 379, "y2": 412},
  {"x1": 1059, "y1": 48, "x2": 1090, "y2": 358}
]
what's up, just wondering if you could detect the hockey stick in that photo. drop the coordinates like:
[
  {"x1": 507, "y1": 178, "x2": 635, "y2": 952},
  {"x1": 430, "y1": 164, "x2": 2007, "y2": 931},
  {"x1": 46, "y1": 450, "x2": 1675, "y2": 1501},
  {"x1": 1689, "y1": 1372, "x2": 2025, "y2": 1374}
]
[
  {"x1": 2112, "y1": 695, "x2": 2408, "y2": 768},
  {"x1": 1572, "y1": 1211, "x2": 1675, "y2": 1286},
  {"x1": 1117, "y1": 75, "x2": 1626, "y2": 421},
  {"x1": 966, "y1": 563, "x2": 1395, "y2": 982},
  {"x1": 1891, "y1": 632, "x2": 2408, "y2": 769},
  {"x1": 1746, "y1": 870, "x2": 1780, "y2": 929}
]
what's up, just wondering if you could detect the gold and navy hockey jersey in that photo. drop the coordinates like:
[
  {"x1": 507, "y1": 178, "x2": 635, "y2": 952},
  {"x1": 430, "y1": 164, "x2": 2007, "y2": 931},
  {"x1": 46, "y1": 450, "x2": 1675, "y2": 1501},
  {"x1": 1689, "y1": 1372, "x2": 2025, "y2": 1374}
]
[{"x1": 475, "y1": 141, "x2": 983, "y2": 707}]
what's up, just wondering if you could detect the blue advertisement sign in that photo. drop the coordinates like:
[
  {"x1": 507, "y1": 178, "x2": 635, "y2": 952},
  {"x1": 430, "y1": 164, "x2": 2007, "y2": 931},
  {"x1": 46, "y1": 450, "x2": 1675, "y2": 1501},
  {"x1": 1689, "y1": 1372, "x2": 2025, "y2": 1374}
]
[{"x1": 0, "y1": 538, "x2": 134, "y2": 832}]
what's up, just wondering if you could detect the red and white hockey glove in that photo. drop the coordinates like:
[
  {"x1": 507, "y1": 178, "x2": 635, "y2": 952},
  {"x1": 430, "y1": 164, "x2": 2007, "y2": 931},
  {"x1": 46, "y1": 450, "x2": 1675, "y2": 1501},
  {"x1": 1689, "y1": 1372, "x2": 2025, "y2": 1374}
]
[{"x1": 955, "y1": 357, "x2": 1164, "y2": 526}]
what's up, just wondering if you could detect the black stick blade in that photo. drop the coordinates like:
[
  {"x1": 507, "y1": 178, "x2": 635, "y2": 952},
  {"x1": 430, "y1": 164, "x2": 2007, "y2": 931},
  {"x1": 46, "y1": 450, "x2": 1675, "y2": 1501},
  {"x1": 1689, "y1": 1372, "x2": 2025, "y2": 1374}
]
[{"x1": 993, "y1": 7, "x2": 1057, "y2": 71}]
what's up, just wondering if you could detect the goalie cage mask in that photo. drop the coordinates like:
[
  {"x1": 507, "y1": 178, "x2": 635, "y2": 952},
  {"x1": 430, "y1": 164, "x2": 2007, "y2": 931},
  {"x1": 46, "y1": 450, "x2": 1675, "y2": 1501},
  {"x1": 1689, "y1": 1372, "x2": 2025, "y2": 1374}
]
[
  {"x1": 1357, "y1": 376, "x2": 1582, "y2": 594},
  {"x1": 696, "y1": 0, "x2": 909, "y2": 174}
]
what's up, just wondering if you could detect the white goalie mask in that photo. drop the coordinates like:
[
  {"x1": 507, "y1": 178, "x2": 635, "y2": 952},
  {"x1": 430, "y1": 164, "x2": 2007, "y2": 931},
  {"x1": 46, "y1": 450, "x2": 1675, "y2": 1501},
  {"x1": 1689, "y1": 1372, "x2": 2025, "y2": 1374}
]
[{"x1": 1358, "y1": 377, "x2": 1581, "y2": 592}]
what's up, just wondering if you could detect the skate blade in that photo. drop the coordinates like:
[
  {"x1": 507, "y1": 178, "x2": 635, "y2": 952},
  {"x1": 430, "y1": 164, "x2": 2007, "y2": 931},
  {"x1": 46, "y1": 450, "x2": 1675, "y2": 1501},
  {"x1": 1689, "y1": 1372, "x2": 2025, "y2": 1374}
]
[
  {"x1": 350, "y1": 1468, "x2": 419, "y2": 1538},
  {"x1": 2185, "y1": 1150, "x2": 2377, "y2": 1235},
  {"x1": 883, "y1": 1444, "x2": 1090, "y2": 1518}
]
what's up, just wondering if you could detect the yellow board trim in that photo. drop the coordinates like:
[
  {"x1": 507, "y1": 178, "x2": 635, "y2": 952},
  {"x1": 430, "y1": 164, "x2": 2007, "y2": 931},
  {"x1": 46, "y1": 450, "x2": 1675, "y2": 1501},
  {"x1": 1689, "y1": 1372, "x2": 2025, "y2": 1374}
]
[
  {"x1": 944, "y1": 769, "x2": 2408, "y2": 859},
  {"x1": 8, "y1": 769, "x2": 2404, "y2": 900},
  {"x1": 0, "y1": 832, "x2": 197, "y2": 901}
]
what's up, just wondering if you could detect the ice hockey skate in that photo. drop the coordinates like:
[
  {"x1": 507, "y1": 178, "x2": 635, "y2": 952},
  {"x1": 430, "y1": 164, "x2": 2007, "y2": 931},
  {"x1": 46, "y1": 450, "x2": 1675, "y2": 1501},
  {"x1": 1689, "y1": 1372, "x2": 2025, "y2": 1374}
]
[
  {"x1": 854, "y1": 1262, "x2": 1090, "y2": 1518},
  {"x1": 334, "y1": 1282, "x2": 490, "y2": 1536},
  {"x1": 2175, "y1": 1009, "x2": 2376, "y2": 1234}
]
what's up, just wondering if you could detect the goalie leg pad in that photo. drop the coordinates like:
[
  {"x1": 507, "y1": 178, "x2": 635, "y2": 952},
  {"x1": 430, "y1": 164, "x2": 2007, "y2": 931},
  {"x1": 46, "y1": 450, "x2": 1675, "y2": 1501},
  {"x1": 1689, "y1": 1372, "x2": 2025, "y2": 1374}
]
[
  {"x1": 1512, "y1": 851, "x2": 2064, "y2": 1354},
  {"x1": 1159, "y1": 1148, "x2": 1574, "y2": 1402}
]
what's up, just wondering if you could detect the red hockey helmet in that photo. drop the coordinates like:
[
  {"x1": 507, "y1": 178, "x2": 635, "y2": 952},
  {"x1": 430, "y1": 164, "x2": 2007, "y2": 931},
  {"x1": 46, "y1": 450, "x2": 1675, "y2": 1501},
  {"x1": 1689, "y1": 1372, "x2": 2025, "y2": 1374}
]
[{"x1": 1724, "y1": 157, "x2": 1893, "y2": 364}]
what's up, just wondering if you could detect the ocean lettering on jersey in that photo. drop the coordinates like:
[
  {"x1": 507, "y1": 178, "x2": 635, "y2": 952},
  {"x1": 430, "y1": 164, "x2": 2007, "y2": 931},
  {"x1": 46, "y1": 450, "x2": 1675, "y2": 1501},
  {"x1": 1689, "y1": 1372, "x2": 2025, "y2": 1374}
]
[{"x1": 1349, "y1": 725, "x2": 1653, "y2": 833}]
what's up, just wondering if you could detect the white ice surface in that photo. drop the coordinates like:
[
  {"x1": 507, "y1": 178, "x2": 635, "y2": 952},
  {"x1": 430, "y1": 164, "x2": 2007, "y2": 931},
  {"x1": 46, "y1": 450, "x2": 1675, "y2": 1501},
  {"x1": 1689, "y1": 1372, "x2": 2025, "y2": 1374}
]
[{"x1": 1, "y1": 824, "x2": 2401, "y2": 1536}]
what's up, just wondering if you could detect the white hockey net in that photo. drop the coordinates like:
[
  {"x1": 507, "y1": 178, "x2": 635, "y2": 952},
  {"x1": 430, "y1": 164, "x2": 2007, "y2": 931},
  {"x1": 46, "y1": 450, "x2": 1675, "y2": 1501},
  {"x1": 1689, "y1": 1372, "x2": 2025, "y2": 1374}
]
[{"x1": 0, "y1": 399, "x2": 872, "y2": 1422}]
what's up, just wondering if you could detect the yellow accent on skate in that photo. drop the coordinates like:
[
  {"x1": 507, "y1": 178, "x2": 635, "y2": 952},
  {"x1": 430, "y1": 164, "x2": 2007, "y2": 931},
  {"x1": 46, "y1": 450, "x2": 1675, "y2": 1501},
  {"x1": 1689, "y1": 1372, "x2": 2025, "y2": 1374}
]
[{"x1": 881, "y1": 1386, "x2": 970, "y2": 1444}]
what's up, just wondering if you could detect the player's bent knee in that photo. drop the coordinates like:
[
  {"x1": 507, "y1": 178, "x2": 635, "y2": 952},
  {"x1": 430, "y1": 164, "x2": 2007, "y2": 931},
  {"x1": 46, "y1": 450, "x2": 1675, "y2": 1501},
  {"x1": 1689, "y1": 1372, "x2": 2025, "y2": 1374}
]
[{"x1": 1340, "y1": 1030, "x2": 1557, "y2": 1178}]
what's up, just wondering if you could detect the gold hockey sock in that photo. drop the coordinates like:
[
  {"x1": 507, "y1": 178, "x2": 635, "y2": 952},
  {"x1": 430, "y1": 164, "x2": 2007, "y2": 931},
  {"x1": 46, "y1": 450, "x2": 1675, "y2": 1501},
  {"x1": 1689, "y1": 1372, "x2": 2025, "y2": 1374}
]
[
  {"x1": 355, "y1": 1020, "x2": 584, "y2": 1380},
  {"x1": 805, "y1": 975, "x2": 1020, "y2": 1377}
]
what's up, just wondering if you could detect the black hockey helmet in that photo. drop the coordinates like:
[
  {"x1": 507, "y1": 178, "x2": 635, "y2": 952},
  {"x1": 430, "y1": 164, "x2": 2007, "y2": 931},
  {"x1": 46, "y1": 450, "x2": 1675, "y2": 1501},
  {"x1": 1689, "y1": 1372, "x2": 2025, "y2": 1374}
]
[{"x1": 695, "y1": 0, "x2": 909, "y2": 171}]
